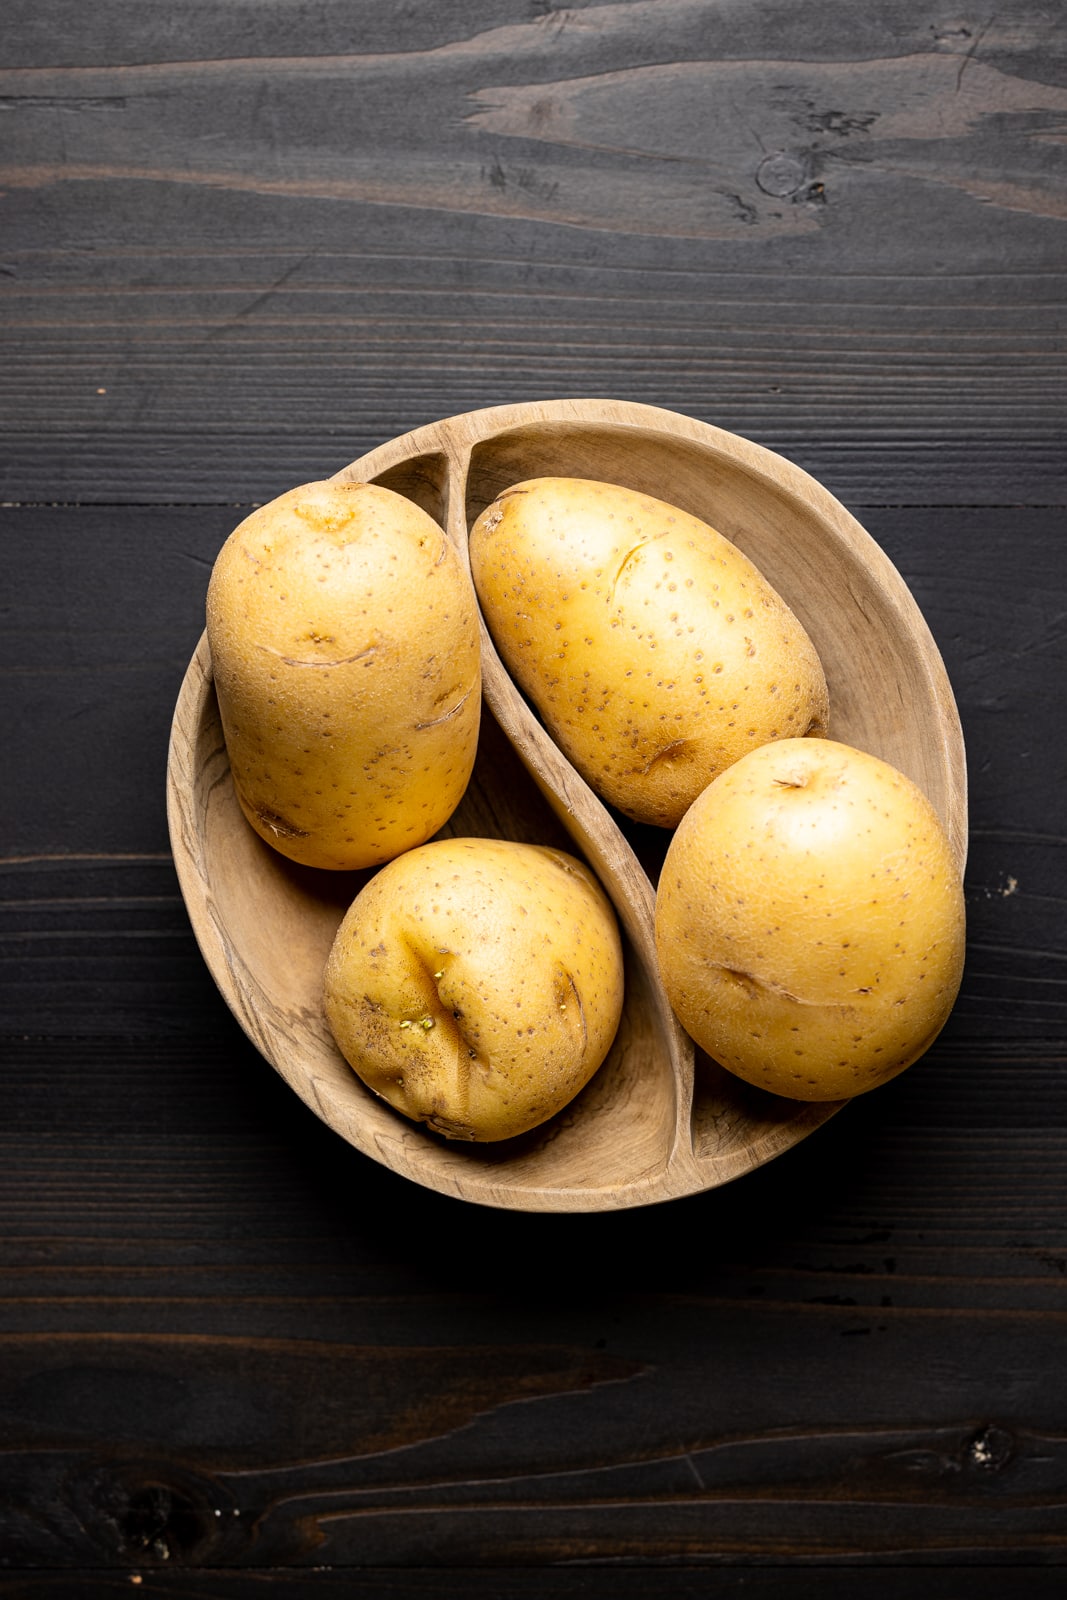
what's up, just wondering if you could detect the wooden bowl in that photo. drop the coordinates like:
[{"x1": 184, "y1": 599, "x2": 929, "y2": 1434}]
[{"x1": 167, "y1": 400, "x2": 967, "y2": 1211}]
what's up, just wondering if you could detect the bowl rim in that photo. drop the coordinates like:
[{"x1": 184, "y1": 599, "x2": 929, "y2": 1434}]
[{"x1": 167, "y1": 398, "x2": 968, "y2": 1210}]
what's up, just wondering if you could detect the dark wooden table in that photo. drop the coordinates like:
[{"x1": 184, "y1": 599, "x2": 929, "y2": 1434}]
[{"x1": 3, "y1": 3, "x2": 1065, "y2": 1594}]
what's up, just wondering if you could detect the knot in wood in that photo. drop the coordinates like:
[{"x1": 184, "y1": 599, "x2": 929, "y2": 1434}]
[
  {"x1": 966, "y1": 1423, "x2": 1014, "y2": 1473},
  {"x1": 756, "y1": 153, "x2": 808, "y2": 197}
]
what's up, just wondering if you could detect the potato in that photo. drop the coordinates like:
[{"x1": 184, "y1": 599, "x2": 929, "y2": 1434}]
[
  {"x1": 654, "y1": 738, "x2": 965, "y2": 1100},
  {"x1": 469, "y1": 476, "x2": 828, "y2": 828},
  {"x1": 206, "y1": 480, "x2": 481, "y2": 870},
  {"x1": 323, "y1": 837, "x2": 625, "y2": 1141}
]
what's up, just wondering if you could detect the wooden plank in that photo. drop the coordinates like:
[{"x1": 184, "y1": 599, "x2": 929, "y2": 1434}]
[
  {"x1": 3, "y1": 1030, "x2": 1066, "y2": 1251},
  {"x1": 3, "y1": 504, "x2": 1062, "y2": 1038},
  {"x1": 2, "y1": 1029, "x2": 1066, "y2": 1257},
  {"x1": 0, "y1": 1027, "x2": 1065, "y2": 1568},
  {"x1": 2, "y1": 1571, "x2": 1066, "y2": 1597},
  {"x1": 4, "y1": 0, "x2": 1065, "y2": 76},
  {"x1": 6, "y1": 828, "x2": 1063, "y2": 1039},
  {"x1": 1, "y1": 3, "x2": 1064, "y2": 1586},
  {"x1": 2, "y1": 1, "x2": 1064, "y2": 504}
]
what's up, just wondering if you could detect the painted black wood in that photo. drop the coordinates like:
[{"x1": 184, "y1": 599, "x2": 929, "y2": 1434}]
[
  {"x1": 2, "y1": 1, "x2": 1065, "y2": 504},
  {"x1": 4, "y1": 505, "x2": 1060, "y2": 1039},
  {"x1": 1, "y1": 0, "x2": 1064, "y2": 1591},
  {"x1": 2, "y1": 1576, "x2": 1066, "y2": 1599}
]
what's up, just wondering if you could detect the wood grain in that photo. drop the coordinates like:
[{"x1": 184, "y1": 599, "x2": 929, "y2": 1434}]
[
  {"x1": 1, "y1": 1026, "x2": 1065, "y2": 1570},
  {"x1": 2, "y1": 504, "x2": 1057, "y2": 1042},
  {"x1": 2, "y1": 1577, "x2": 1066, "y2": 1598},
  {"x1": 1, "y1": 1, "x2": 1064, "y2": 505},
  {"x1": 162, "y1": 400, "x2": 966, "y2": 1208},
  {"x1": 2, "y1": 0, "x2": 1065, "y2": 1585}
]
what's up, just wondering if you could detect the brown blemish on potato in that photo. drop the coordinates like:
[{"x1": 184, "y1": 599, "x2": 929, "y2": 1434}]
[
  {"x1": 415, "y1": 684, "x2": 475, "y2": 731},
  {"x1": 640, "y1": 737, "x2": 693, "y2": 775},
  {"x1": 425, "y1": 1111, "x2": 477, "y2": 1140},
  {"x1": 610, "y1": 533, "x2": 674, "y2": 598},
  {"x1": 256, "y1": 641, "x2": 379, "y2": 669},
  {"x1": 554, "y1": 967, "x2": 588, "y2": 1056},
  {"x1": 713, "y1": 964, "x2": 862, "y2": 1013},
  {"x1": 250, "y1": 802, "x2": 309, "y2": 841},
  {"x1": 478, "y1": 488, "x2": 528, "y2": 535}
]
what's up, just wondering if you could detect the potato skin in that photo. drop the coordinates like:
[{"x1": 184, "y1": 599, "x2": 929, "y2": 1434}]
[
  {"x1": 206, "y1": 481, "x2": 481, "y2": 870},
  {"x1": 654, "y1": 739, "x2": 966, "y2": 1101},
  {"x1": 323, "y1": 837, "x2": 625, "y2": 1141},
  {"x1": 469, "y1": 477, "x2": 828, "y2": 828}
]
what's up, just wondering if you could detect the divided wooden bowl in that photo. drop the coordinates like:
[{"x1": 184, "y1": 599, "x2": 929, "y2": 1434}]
[{"x1": 167, "y1": 399, "x2": 967, "y2": 1212}]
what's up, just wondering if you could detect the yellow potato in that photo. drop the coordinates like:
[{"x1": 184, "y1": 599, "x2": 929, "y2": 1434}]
[
  {"x1": 323, "y1": 837, "x2": 625, "y2": 1141},
  {"x1": 469, "y1": 476, "x2": 828, "y2": 827},
  {"x1": 206, "y1": 480, "x2": 481, "y2": 870},
  {"x1": 654, "y1": 738, "x2": 966, "y2": 1100}
]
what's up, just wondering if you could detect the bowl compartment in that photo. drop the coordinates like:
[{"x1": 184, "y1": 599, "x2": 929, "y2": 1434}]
[{"x1": 168, "y1": 401, "x2": 967, "y2": 1209}]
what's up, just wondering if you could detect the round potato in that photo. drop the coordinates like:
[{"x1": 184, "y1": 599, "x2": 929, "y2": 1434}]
[
  {"x1": 654, "y1": 738, "x2": 966, "y2": 1100},
  {"x1": 469, "y1": 476, "x2": 828, "y2": 828},
  {"x1": 323, "y1": 837, "x2": 625, "y2": 1141},
  {"x1": 206, "y1": 480, "x2": 481, "y2": 870}
]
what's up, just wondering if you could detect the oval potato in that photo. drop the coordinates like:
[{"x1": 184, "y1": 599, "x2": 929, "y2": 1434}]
[
  {"x1": 206, "y1": 480, "x2": 481, "y2": 870},
  {"x1": 469, "y1": 476, "x2": 828, "y2": 827},
  {"x1": 324, "y1": 837, "x2": 625, "y2": 1141},
  {"x1": 654, "y1": 738, "x2": 966, "y2": 1100}
]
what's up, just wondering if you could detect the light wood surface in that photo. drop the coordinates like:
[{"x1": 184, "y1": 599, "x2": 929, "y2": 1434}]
[{"x1": 167, "y1": 399, "x2": 967, "y2": 1210}]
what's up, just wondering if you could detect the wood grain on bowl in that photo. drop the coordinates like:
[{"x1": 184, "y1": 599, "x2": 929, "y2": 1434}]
[{"x1": 167, "y1": 399, "x2": 967, "y2": 1210}]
